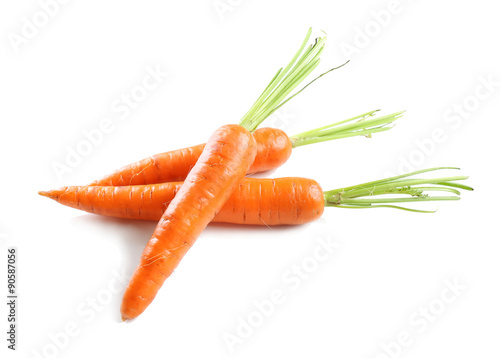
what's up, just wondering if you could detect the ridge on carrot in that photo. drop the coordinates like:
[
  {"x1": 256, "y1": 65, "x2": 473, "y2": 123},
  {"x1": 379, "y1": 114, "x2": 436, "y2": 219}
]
[{"x1": 40, "y1": 168, "x2": 472, "y2": 224}]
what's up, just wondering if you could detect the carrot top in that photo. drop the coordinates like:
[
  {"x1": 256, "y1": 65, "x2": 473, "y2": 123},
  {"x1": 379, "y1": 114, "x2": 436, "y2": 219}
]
[
  {"x1": 324, "y1": 167, "x2": 473, "y2": 213},
  {"x1": 290, "y1": 109, "x2": 405, "y2": 147},
  {"x1": 238, "y1": 28, "x2": 348, "y2": 132}
]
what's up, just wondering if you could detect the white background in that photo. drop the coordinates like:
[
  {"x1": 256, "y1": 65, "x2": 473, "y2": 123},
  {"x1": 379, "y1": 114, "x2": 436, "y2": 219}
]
[{"x1": 1, "y1": 0, "x2": 499, "y2": 357}]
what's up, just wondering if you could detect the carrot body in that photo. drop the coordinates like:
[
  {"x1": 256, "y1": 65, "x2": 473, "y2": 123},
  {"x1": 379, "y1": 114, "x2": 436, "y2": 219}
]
[
  {"x1": 40, "y1": 177, "x2": 325, "y2": 225},
  {"x1": 120, "y1": 124, "x2": 257, "y2": 320},
  {"x1": 89, "y1": 128, "x2": 292, "y2": 186}
]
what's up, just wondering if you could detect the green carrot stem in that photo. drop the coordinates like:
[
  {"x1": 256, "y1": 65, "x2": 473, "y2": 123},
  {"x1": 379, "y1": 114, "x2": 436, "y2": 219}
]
[
  {"x1": 324, "y1": 168, "x2": 473, "y2": 212},
  {"x1": 340, "y1": 196, "x2": 460, "y2": 204},
  {"x1": 340, "y1": 176, "x2": 470, "y2": 198},
  {"x1": 332, "y1": 205, "x2": 438, "y2": 214},
  {"x1": 289, "y1": 110, "x2": 404, "y2": 147},
  {"x1": 241, "y1": 30, "x2": 312, "y2": 124},
  {"x1": 434, "y1": 181, "x2": 473, "y2": 190},
  {"x1": 292, "y1": 109, "x2": 381, "y2": 138},
  {"x1": 238, "y1": 28, "x2": 347, "y2": 132},
  {"x1": 331, "y1": 167, "x2": 461, "y2": 192},
  {"x1": 267, "y1": 61, "x2": 349, "y2": 121}
]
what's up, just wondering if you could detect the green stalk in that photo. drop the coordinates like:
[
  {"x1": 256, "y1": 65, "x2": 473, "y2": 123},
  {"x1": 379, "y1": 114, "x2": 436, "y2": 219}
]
[
  {"x1": 238, "y1": 28, "x2": 348, "y2": 132},
  {"x1": 323, "y1": 168, "x2": 473, "y2": 213},
  {"x1": 289, "y1": 110, "x2": 404, "y2": 147}
]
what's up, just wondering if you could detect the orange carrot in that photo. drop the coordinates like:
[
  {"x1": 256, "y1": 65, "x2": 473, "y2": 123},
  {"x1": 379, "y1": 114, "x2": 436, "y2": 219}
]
[
  {"x1": 89, "y1": 110, "x2": 403, "y2": 186},
  {"x1": 88, "y1": 128, "x2": 289, "y2": 186},
  {"x1": 40, "y1": 168, "x2": 472, "y2": 226},
  {"x1": 40, "y1": 178, "x2": 323, "y2": 225},
  {"x1": 120, "y1": 124, "x2": 257, "y2": 320}
]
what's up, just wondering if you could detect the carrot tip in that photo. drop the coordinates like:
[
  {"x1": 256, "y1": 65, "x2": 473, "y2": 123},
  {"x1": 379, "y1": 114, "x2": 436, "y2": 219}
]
[
  {"x1": 121, "y1": 315, "x2": 135, "y2": 323},
  {"x1": 38, "y1": 191, "x2": 50, "y2": 197}
]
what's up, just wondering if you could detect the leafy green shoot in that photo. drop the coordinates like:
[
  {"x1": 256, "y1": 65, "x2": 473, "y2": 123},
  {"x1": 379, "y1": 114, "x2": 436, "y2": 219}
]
[
  {"x1": 290, "y1": 110, "x2": 404, "y2": 147},
  {"x1": 324, "y1": 167, "x2": 473, "y2": 213},
  {"x1": 238, "y1": 28, "x2": 348, "y2": 132}
]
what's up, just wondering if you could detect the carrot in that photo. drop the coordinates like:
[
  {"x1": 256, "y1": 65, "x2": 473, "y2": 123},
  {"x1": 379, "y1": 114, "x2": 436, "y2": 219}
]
[
  {"x1": 120, "y1": 124, "x2": 257, "y2": 320},
  {"x1": 40, "y1": 168, "x2": 473, "y2": 225},
  {"x1": 86, "y1": 28, "x2": 355, "y2": 186},
  {"x1": 89, "y1": 110, "x2": 403, "y2": 186}
]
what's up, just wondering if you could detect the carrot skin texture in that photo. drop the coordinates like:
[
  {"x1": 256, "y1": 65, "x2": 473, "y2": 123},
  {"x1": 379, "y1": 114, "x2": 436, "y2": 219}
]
[
  {"x1": 88, "y1": 144, "x2": 205, "y2": 186},
  {"x1": 89, "y1": 128, "x2": 292, "y2": 186},
  {"x1": 39, "y1": 184, "x2": 178, "y2": 221},
  {"x1": 250, "y1": 128, "x2": 292, "y2": 174},
  {"x1": 40, "y1": 177, "x2": 324, "y2": 225},
  {"x1": 120, "y1": 124, "x2": 257, "y2": 320},
  {"x1": 223, "y1": 177, "x2": 323, "y2": 225}
]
